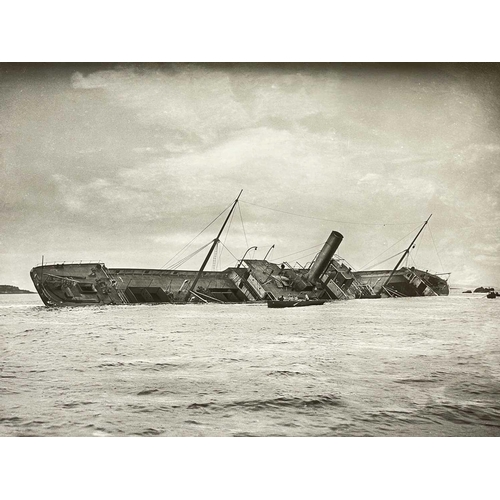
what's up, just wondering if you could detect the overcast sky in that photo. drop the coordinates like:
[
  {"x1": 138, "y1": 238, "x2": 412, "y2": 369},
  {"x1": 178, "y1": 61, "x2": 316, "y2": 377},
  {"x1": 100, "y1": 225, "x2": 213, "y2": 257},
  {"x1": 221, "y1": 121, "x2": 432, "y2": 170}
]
[{"x1": 1, "y1": 63, "x2": 499, "y2": 290}]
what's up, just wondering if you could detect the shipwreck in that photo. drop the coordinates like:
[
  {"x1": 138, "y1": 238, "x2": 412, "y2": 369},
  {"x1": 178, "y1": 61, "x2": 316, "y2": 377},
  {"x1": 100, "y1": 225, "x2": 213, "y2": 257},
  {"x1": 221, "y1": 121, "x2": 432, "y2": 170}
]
[{"x1": 30, "y1": 192, "x2": 449, "y2": 307}]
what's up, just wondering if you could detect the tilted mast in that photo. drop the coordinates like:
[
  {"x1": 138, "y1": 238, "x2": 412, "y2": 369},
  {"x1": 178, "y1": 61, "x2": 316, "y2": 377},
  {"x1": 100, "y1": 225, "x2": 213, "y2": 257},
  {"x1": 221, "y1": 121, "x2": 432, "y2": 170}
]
[
  {"x1": 382, "y1": 214, "x2": 432, "y2": 288},
  {"x1": 186, "y1": 190, "x2": 243, "y2": 298}
]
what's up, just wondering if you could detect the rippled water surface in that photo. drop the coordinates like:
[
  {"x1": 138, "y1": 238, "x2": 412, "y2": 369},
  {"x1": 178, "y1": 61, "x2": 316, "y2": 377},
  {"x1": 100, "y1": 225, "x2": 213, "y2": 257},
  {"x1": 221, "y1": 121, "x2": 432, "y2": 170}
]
[{"x1": 1, "y1": 293, "x2": 499, "y2": 436}]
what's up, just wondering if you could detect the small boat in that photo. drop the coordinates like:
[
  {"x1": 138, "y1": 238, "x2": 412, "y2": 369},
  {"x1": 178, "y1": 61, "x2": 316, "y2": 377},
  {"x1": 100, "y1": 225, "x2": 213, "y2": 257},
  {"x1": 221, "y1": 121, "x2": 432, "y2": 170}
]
[{"x1": 267, "y1": 300, "x2": 327, "y2": 308}]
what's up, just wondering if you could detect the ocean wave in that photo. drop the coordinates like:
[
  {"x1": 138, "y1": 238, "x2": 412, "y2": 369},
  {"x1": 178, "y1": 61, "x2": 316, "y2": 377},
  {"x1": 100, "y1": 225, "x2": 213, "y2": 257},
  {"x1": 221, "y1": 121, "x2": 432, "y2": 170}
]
[
  {"x1": 429, "y1": 402, "x2": 500, "y2": 427},
  {"x1": 96, "y1": 360, "x2": 183, "y2": 371},
  {"x1": 267, "y1": 370, "x2": 305, "y2": 376},
  {"x1": 186, "y1": 394, "x2": 342, "y2": 412}
]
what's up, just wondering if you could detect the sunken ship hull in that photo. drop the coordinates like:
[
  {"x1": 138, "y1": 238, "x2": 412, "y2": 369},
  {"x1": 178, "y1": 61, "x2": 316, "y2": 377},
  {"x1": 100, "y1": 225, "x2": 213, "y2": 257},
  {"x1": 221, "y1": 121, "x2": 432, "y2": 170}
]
[
  {"x1": 353, "y1": 214, "x2": 450, "y2": 298},
  {"x1": 30, "y1": 231, "x2": 359, "y2": 307},
  {"x1": 30, "y1": 191, "x2": 449, "y2": 306},
  {"x1": 353, "y1": 267, "x2": 449, "y2": 298}
]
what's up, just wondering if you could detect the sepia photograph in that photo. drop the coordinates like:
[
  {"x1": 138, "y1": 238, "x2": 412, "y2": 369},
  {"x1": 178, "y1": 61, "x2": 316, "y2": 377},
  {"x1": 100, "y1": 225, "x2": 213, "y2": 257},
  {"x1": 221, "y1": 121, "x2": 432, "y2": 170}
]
[
  {"x1": 2, "y1": 61, "x2": 499, "y2": 439},
  {"x1": 1, "y1": 4, "x2": 498, "y2": 497}
]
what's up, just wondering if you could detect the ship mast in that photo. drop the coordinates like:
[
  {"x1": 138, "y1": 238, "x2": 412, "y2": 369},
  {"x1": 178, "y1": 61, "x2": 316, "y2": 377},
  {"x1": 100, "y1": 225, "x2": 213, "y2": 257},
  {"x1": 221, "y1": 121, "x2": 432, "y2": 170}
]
[
  {"x1": 382, "y1": 214, "x2": 432, "y2": 288},
  {"x1": 186, "y1": 190, "x2": 243, "y2": 299}
]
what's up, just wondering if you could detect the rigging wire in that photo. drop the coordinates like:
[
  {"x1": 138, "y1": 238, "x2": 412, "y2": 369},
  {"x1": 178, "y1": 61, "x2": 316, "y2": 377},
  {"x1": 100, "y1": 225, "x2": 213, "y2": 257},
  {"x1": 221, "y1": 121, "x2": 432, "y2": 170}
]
[
  {"x1": 170, "y1": 241, "x2": 212, "y2": 269},
  {"x1": 238, "y1": 202, "x2": 249, "y2": 249},
  {"x1": 292, "y1": 249, "x2": 324, "y2": 263},
  {"x1": 218, "y1": 241, "x2": 240, "y2": 263},
  {"x1": 160, "y1": 202, "x2": 233, "y2": 269},
  {"x1": 367, "y1": 250, "x2": 407, "y2": 270},
  {"x1": 428, "y1": 224, "x2": 445, "y2": 273},
  {"x1": 240, "y1": 200, "x2": 421, "y2": 226},
  {"x1": 412, "y1": 223, "x2": 426, "y2": 266},
  {"x1": 273, "y1": 243, "x2": 324, "y2": 262},
  {"x1": 359, "y1": 223, "x2": 423, "y2": 270},
  {"x1": 218, "y1": 203, "x2": 237, "y2": 270},
  {"x1": 168, "y1": 240, "x2": 214, "y2": 270},
  {"x1": 409, "y1": 252, "x2": 418, "y2": 269}
]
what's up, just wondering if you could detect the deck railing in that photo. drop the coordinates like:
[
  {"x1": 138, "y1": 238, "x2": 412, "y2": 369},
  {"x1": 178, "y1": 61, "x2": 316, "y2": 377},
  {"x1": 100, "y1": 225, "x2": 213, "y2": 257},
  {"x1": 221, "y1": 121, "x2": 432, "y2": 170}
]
[{"x1": 36, "y1": 260, "x2": 104, "y2": 267}]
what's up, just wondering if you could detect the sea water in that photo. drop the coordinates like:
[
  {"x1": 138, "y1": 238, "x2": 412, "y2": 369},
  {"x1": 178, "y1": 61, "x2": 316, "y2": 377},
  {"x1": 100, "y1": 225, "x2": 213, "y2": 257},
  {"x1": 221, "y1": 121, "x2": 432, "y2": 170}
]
[{"x1": 1, "y1": 292, "x2": 499, "y2": 437}]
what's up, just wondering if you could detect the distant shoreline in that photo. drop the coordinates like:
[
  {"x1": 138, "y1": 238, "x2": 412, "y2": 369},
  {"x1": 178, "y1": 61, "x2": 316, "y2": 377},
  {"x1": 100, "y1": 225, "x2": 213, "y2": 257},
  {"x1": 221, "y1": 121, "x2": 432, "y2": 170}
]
[{"x1": 0, "y1": 285, "x2": 35, "y2": 294}]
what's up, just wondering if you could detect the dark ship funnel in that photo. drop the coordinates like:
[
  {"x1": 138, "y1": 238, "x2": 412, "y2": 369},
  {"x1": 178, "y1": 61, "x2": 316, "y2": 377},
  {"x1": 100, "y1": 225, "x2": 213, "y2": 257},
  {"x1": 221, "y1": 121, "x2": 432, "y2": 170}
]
[{"x1": 306, "y1": 231, "x2": 343, "y2": 284}]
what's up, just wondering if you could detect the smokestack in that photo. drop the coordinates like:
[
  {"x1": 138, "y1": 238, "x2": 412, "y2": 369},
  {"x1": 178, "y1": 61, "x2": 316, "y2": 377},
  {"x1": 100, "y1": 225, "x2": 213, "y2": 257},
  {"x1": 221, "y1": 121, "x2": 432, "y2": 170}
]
[{"x1": 306, "y1": 231, "x2": 343, "y2": 284}]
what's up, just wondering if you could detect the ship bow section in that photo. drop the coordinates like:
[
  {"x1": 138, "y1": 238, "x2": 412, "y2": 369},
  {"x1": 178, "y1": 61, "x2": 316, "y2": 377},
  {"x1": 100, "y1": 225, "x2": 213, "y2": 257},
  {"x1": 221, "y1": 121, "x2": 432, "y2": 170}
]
[{"x1": 30, "y1": 263, "x2": 127, "y2": 306}]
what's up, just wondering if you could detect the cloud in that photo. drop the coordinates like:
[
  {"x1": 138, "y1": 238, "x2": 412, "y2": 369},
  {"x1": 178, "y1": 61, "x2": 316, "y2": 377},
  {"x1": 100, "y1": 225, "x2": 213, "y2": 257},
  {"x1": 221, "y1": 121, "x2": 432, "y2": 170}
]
[
  {"x1": 71, "y1": 66, "x2": 252, "y2": 148},
  {"x1": 358, "y1": 173, "x2": 381, "y2": 183}
]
